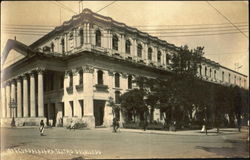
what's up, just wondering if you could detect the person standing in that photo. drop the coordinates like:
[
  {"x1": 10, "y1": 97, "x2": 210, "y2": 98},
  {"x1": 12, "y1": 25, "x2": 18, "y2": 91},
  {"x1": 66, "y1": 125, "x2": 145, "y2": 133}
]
[{"x1": 39, "y1": 120, "x2": 45, "y2": 136}]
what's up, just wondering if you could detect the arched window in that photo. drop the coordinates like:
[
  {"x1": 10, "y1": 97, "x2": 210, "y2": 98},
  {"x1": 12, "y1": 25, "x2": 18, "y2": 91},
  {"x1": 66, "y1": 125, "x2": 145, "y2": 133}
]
[
  {"x1": 128, "y1": 75, "x2": 132, "y2": 89},
  {"x1": 97, "y1": 70, "x2": 104, "y2": 85},
  {"x1": 79, "y1": 29, "x2": 84, "y2": 46},
  {"x1": 79, "y1": 70, "x2": 83, "y2": 85},
  {"x1": 199, "y1": 65, "x2": 202, "y2": 76},
  {"x1": 166, "y1": 54, "x2": 170, "y2": 65},
  {"x1": 234, "y1": 76, "x2": 236, "y2": 84},
  {"x1": 51, "y1": 42, "x2": 55, "y2": 52},
  {"x1": 115, "y1": 73, "x2": 120, "y2": 88},
  {"x1": 228, "y1": 73, "x2": 231, "y2": 83},
  {"x1": 95, "y1": 29, "x2": 101, "y2": 47},
  {"x1": 157, "y1": 51, "x2": 161, "y2": 63},
  {"x1": 137, "y1": 44, "x2": 142, "y2": 57},
  {"x1": 214, "y1": 70, "x2": 216, "y2": 79},
  {"x1": 209, "y1": 68, "x2": 212, "y2": 77},
  {"x1": 125, "y1": 40, "x2": 131, "y2": 54},
  {"x1": 148, "y1": 48, "x2": 152, "y2": 60},
  {"x1": 61, "y1": 39, "x2": 65, "y2": 54},
  {"x1": 112, "y1": 35, "x2": 118, "y2": 50},
  {"x1": 222, "y1": 71, "x2": 224, "y2": 81}
]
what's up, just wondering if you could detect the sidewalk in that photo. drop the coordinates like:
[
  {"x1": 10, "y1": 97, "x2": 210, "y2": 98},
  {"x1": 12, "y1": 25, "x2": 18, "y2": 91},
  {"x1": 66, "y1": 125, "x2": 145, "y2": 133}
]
[{"x1": 95, "y1": 127, "x2": 247, "y2": 136}]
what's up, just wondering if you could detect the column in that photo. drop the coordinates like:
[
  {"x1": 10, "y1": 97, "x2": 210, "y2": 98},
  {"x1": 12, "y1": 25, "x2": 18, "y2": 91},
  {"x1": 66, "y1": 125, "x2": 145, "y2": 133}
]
[
  {"x1": 17, "y1": 77, "x2": 22, "y2": 117},
  {"x1": 73, "y1": 69, "x2": 81, "y2": 117},
  {"x1": 84, "y1": 23, "x2": 87, "y2": 44},
  {"x1": 11, "y1": 80, "x2": 16, "y2": 117},
  {"x1": 22, "y1": 75, "x2": 28, "y2": 117},
  {"x1": 6, "y1": 82, "x2": 11, "y2": 118},
  {"x1": 30, "y1": 72, "x2": 36, "y2": 117},
  {"x1": 38, "y1": 69, "x2": 44, "y2": 117},
  {"x1": 83, "y1": 65, "x2": 94, "y2": 116},
  {"x1": 64, "y1": 71, "x2": 71, "y2": 117},
  {"x1": 1, "y1": 86, "x2": 6, "y2": 118}
]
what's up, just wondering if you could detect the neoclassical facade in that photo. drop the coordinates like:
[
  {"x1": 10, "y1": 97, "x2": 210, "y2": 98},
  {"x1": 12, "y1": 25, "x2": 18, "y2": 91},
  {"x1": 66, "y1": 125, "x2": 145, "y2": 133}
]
[{"x1": 1, "y1": 8, "x2": 247, "y2": 127}]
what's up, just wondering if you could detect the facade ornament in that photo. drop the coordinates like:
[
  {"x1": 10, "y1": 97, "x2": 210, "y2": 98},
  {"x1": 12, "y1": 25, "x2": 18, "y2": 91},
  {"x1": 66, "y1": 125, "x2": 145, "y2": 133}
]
[
  {"x1": 121, "y1": 72, "x2": 128, "y2": 78},
  {"x1": 82, "y1": 65, "x2": 94, "y2": 73},
  {"x1": 108, "y1": 70, "x2": 114, "y2": 76},
  {"x1": 65, "y1": 70, "x2": 72, "y2": 78},
  {"x1": 36, "y1": 67, "x2": 45, "y2": 75},
  {"x1": 72, "y1": 68, "x2": 79, "y2": 76}
]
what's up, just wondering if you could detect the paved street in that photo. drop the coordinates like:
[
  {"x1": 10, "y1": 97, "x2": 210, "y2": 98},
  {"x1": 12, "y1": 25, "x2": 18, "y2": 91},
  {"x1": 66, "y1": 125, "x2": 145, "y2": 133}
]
[{"x1": 0, "y1": 127, "x2": 249, "y2": 159}]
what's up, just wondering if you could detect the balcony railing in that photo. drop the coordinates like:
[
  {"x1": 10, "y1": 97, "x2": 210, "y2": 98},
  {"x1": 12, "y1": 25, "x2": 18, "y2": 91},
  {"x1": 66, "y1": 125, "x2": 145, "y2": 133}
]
[
  {"x1": 75, "y1": 84, "x2": 83, "y2": 91},
  {"x1": 66, "y1": 86, "x2": 73, "y2": 94},
  {"x1": 94, "y1": 84, "x2": 109, "y2": 92}
]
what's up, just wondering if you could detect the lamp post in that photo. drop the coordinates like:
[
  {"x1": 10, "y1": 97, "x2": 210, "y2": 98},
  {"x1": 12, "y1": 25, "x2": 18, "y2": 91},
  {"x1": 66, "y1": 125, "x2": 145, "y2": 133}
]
[{"x1": 9, "y1": 98, "x2": 17, "y2": 127}]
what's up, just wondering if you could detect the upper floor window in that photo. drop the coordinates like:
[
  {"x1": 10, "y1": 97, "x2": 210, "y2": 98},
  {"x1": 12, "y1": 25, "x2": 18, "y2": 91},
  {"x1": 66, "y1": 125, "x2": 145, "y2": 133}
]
[
  {"x1": 205, "y1": 67, "x2": 207, "y2": 77},
  {"x1": 214, "y1": 70, "x2": 216, "y2": 79},
  {"x1": 79, "y1": 29, "x2": 84, "y2": 46},
  {"x1": 222, "y1": 71, "x2": 224, "y2": 82},
  {"x1": 128, "y1": 75, "x2": 132, "y2": 89},
  {"x1": 61, "y1": 39, "x2": 65, "y2": 54},
  {"x1": 228, "y1": 73, "x2": 231, "y2": 83},
  {"x1": 60, "y1": 75, "x2": 64, "y2": 89},
  {"x1": 125, "y1": 40, "x2": 131, "y2": 54},
  {"x1": 199, "y1": 65, "x2": 202, "y2": 76},
  {"x1": 112, "y1": 35, "x2": 119, "y2": 51},
  {"x1": 239, "y1": 77, "x2": 241, "y2": 86},
  {"x1": 234, "y1": 76, "x2": 236, "y2": 84},
  {"x1": 69, "y1": 72, "x2": 73, "y2": 87},
  {"x1": 97, "y1": 70, "x2": 104, "y2": 85},
  {"x1": 137, "y1": 44, "x2": 142, "y2": 57},
  {"x1": 79, "y1": 70, "x2": 83, "y2": 85},
  {"x1": 157, "y1": 51, "x2": 161, "y2": 63},
  {"x1": 115, "y1": 73, "x2": 120, "y2": 88},
  {"x1": 209, "y1": 68, "x2": 212, "y2": 77},
  {"x1": 148, "y1": 48, "x2": 152, "y2": 60},
  {"x1": 51, "y1": 42, "x2": 55, "y2": 52},
  {"x1": 95, "y1": 29, "x2": 101, "y2": 47},
  {"x1": 166, "y1": 54, "x2": 170, "y2": 65}
]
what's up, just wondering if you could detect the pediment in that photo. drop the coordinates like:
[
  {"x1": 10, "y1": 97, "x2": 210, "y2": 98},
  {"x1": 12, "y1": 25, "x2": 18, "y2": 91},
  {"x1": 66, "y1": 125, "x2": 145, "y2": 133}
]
[{"x1": 2, "y1": 49, "x2": 27, "y2": 69}]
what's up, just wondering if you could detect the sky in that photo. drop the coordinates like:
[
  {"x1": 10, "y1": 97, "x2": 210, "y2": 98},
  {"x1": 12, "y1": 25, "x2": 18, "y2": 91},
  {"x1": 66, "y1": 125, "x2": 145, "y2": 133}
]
[{"x1": 1, "y1": 1, "x2": 249, "y2": 80}]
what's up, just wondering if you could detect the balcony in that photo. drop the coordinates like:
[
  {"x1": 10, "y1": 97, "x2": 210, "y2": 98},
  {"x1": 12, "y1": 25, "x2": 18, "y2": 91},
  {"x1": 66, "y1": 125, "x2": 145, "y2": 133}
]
[
  {"x1": 66, "y1": 86, "x2": 73, "y2": 94},
  {"x1": 94, "y1": 84, "x2": 109, "y2": 92},
  {"x1": 75, "y1": 84, "x2": 83, "y2": 91}
]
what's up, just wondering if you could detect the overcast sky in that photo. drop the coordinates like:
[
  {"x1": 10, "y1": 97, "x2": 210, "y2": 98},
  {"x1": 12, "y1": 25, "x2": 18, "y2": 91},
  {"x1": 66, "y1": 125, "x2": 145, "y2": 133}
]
[{"x1": 1, "y1": 1, "x2": 249, "y2": 78}]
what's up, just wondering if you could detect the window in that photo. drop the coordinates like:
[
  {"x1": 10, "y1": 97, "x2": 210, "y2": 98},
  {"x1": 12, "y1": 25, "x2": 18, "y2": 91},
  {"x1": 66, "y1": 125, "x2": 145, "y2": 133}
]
[
  {"x1": 214, "y1": 70, "x2": 216, "y2": 79},
  {"x1": 234, "y1": 76, "x2": 236, "y2": 84},
  {"x1": 222, "y1": 71, "x2": 224, "y2": 82},
  {"x1": 79, "y1": 100, "x2": 84, "y2": 117},
  {"x1": 115, "y1": 91, "x2": 121, "y2": 104},
  {"x1": 112, "y1": 35, "x2": 118, "y2": 50},
  {"x1": 228, "y1": 73, "x2": 231, "y2": 83},
  {"x1": 79, "y1": 70, "x2": 83, "y2": 85},
  {"x1": 128, "y1": 75, "x2": 132, "y2": 89},
  {"x1": 115, "y1": 73, "x2": 120, "y2": 88},
  {"x1": 70, "y1": 101, "x2": 74, "y2": 117},
  {"x1": 79, "y1": 29, "x2": 84, "y2": 46},
  {"x1": 125, "y1": 40, "x2": 131, "y2": 54},
  {"x1": 51, "y1": 42, "x2": 54, "y2": 52},
  {"x1": 137, "y1": 44, "x2": 142, "y2": 57},
  {"x1": 95, "y1": 29, "x2": 101, "y2": 47},
  {"x1": 199, "y1": 65, "x2": 202, "y2": 76},
  {"x1": 157, "y1": 51, "x2": 161, "y2": 63},
  {"x1": 97, "y1": 70, "x2": 103, "y2": 85},
  {"x1": 69, "y1": 72, "x2": 73, "y2": 87},
  {"x1": 61, "y1": 39, "x2": 65, "y2": 54},
  {"x1": 205, "y1": 67, "x2": 207, "y2": 77},
  {"x1": 239, "y1": 77, "x2": 241, "y2": 86},
  {"x1": 166, "y1": 54, "x2": 170, "y2": 65},
  {"x1": 148, "y1": 48, "x2": 152, "y2": 60},
  {"x1": 209, "y1": 68, "x2": 212, "y2": 77}
]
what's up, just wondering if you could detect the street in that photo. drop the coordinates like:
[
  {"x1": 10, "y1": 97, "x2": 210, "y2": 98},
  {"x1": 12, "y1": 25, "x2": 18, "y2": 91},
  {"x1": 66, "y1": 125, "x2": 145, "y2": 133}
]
[{"x1": 0, "y1": 127, "x2": 249, "y2": 159}]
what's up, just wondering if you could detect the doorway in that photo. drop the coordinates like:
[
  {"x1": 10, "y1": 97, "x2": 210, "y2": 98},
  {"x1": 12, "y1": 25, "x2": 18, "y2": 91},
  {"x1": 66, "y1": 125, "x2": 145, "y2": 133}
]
[{"x1": 94, "y1": 100, "x2": 105, "y2": 126}]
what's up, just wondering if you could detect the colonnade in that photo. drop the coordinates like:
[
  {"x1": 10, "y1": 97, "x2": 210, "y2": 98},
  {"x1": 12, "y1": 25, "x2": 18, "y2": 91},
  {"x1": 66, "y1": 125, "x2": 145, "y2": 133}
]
[{"x1": 1, "y1": 68, "x2": 45, "y2": 118}]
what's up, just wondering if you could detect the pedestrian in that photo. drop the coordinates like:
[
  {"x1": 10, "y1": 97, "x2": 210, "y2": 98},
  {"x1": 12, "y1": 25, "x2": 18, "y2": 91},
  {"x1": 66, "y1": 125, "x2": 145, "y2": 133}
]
[
  {"x1": 39, "y1": 120, "x2": 45, "y2": 136},
  {"x1": 113, "y1": 117, "x2": 118, "y2": 133},
  {"x1": 143, "y1": 120, "x2": 148, "y2": 131},
  {"x1": 69, "y1": 120, "x2": 75, "y2": 131}
]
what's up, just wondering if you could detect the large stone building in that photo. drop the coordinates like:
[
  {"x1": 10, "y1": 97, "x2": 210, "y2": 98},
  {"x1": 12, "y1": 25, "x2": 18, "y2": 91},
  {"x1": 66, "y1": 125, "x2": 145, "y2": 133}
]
[{"x1": 1, "y1": 8, "x2": 247, "y2": 128}]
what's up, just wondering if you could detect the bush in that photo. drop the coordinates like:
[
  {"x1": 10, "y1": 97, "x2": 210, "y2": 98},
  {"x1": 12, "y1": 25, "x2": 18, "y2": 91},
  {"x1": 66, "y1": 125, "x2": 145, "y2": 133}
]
[{"x1": 73, "y1": 122, "x2": 87, "y2": 129}]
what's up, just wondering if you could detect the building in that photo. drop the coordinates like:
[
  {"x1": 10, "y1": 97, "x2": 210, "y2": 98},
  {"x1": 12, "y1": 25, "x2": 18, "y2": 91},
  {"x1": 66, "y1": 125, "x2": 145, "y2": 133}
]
[{"x1": 1, "y1": 8, "x2": 247, "y2": 127}]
